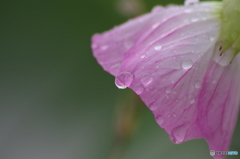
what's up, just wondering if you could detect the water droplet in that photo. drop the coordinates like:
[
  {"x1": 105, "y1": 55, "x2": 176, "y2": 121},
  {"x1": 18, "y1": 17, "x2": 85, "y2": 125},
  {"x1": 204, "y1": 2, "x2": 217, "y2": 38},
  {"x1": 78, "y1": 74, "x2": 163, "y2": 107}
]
[
  {"x1": 172, "y1": 123, "x2": 190, "y2": 143},
  {"x1": 100, "y1": 45, "x2": 108, "y2": 50},
  {"x1": 154, "y1": 45, "x2": 162, "y2": 51},
  {"x1": 195, "y1": 81, "x2": 201, "y2": 88},
  {"x1": 140, "y1": 74, "x2": 153, "y2": 86},
  {"x1": 156, "y1": 115, "x2": 164, "y2": 126},
  {"x1": 184, "y1": 0, "x2": 199, "y2": 6},
  {"x1": 134, "y1": 84, "x2": 144, "y2": 95},
  {"x1": 181, "y1": 59, "x2": 193, "y2": 69},
  {"x1": 209, "y1": 36, "x2": 215, "y2": 41},
  {"x1": 173, "y1": 113, "x2": 177, "y2": 118},
  {"x1": 165, "y1": 87, "x2": 171, "y2": 93},
  {"x1": 167, "y1": 114, "x2": 170, "y2": 117},
  {"x1": 175, "y1": 99, "x2": 179, "y2": 103},
  {"x1": 115, "y1": 72, "x2": 134, "y2": 89},
  {"x1": 212, "y1": 80, "x2": 216, "y2": 84},
  {"x1": 140, "y1": 55, "x2": 146, "y2": 59},
  {"x1": 190, "y1": 98, "x2": 195, "y2": 104},
  {"x1": 149, "y1": 102, "x2": 158, "y2": 111}
]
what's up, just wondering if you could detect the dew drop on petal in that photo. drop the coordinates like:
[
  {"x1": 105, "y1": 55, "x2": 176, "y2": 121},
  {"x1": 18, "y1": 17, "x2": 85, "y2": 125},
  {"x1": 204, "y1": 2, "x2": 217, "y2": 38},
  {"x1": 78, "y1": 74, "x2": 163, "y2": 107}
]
[
  {"x1": 115, "y1": 71, "x2": 134, "y2": 89},
  {"x1": 172, "y1": 123, "x2": 190, "y2": 143},
  {"x1": 134, "y1": 84, "x2": 144, "y2": 95},
  {"x1": 141, "y1": 74, "x2": 153, "y2": 86},
  {"x1": 181, "y1": 59, "x2": 193, "y2": 69},
  {"x1": 195, "y1": 81, "x2": 201, "y2": 88},
  {"x1": 173, "y1": 113, "x2": 177, "y2": 118},
  {"x1": 156, "y1": 115, "x2": 164, "y2": 126},
  {"x1": 149, "y1": 103, "x2": 158, "y2": 111},
  {"x1": 209, "y1": 36, "x2": 215, "y2": 41},
  {"x1": 154, "y1": 45, "x2": 162, "y2": 51},
  {"x1": 140, "y1": 55, "x2": 146, "y2": 59},
  {"x1": 190, "y1": 98, "x2": 195, "y2": 104},
  {"x1": 165, "y1": 87, "x2": 171, "y2": 93}
]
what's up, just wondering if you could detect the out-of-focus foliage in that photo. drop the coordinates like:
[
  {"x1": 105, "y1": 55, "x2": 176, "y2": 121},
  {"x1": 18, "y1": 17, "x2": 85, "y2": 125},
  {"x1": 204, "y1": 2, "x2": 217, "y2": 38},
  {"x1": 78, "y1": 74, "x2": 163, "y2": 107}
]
[{"x1": 0, "y1": 0, "x2": 239, "y2": 159}]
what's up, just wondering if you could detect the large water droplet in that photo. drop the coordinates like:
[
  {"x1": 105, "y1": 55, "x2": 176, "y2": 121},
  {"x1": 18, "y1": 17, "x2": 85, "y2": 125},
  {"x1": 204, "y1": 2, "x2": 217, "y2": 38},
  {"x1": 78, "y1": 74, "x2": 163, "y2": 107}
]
[
  {"x1": 181, "y1": 59, "x2": 193, "y2": 69},
  {"x1": 156, "y1": 115, "x2": 164, "y2": 126},
  {"x1": 154, "y1": 45, "x2": 162, "y2": 51},
  {"x1": 172, "y1": 123, "x2": 190, "y2": 143},
  {"x1": 195, "y1": 81, "x2": 201, "y2": 88},
  {"x1": 140, "y1": 74, "x2": 153, "y2": 86},
  {"x1": 115, "y1": 72, "x2": 134, "y2": 89},
  {"x1": 184, "y1": 0, "x2": 199, "y2": 6}
]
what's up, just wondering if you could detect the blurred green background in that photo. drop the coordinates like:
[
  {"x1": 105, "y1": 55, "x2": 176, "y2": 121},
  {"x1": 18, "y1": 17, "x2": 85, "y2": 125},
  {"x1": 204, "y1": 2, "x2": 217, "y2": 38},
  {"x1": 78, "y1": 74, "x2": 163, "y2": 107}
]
[{"x1": 0, "y1": 0, "x2": 239, "y2": 159}]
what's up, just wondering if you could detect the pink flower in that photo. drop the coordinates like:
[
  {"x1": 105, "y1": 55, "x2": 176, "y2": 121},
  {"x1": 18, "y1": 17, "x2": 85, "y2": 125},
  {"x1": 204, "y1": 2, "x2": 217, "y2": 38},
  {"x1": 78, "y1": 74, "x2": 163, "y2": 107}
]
[{"x1": 91, "y1": 0, "x2": 240, "y2": 158}]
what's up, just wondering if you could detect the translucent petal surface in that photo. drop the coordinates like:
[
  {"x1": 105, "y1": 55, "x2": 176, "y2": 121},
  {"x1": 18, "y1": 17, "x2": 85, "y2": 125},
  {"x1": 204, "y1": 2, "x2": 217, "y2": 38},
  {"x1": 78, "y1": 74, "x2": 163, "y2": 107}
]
[{"x1": 91, "y1": 2, "x2": 240, "y2": 158}]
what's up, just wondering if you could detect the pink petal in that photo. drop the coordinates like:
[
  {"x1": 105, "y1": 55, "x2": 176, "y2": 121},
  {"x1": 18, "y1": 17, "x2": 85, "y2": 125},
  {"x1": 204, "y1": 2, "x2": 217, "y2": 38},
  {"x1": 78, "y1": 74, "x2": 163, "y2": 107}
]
[
  {"x1": 91, "y1": 2, "x2": 240, "y2": 158},
  {"x1": 197, "y1": 54, "x2": 240, "y2": 158}
]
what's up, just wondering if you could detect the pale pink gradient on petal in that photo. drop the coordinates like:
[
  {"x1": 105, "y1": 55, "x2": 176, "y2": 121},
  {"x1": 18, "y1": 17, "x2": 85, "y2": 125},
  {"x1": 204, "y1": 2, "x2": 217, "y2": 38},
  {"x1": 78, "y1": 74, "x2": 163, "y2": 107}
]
[{"x1": 91, "y1": 2, "x2": 240, "y2": 158}]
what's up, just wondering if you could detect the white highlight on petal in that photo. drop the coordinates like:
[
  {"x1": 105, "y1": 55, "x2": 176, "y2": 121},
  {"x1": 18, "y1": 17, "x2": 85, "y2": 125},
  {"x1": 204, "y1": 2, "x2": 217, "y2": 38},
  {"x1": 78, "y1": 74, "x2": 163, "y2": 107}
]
[
  {"x1": 154, "y1": 45, "x2": 162, "y2": 51},
  {"x1": 100, "y1": 45, "x2": 108, "y2": 50}
]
